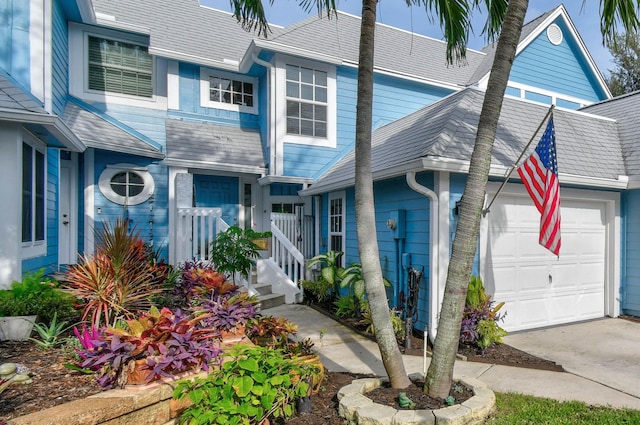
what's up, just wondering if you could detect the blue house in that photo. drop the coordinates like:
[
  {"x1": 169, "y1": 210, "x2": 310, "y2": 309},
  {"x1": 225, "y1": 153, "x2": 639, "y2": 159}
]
[{"x1": 2, "y1": 0, "x2": 638, "y2": 336}]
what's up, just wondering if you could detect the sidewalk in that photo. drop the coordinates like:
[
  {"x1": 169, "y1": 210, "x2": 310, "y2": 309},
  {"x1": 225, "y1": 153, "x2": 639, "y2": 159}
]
[{"x1": 262, "y1": 304, "x2": 640, "y2": 410}]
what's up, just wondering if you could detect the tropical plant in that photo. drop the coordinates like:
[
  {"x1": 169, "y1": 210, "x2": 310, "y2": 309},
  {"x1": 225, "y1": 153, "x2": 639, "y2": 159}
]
[
  {"x1": 28, "y1": 312, "x2": 74, "y2": 350},
  {"x1": 246, "y1": 315, "x2": 299, "y2": 348},
  {"x1": 360, "y1": 300, "x2": 406, "y2": 341},
  {"x1": 300, "y1": 278, "x2": 334, "y2": 304},
  {"x1": 75, "y1": 307, "x2": 222, "y2": 388},
  {"x1": 201, "y1": 292, "x2": 259, "y2": 332},
  {"x1": 0, "y1": 270, "x2": 77, "y2": 322},
  {"x1": 306, "y1": 250, "x2": 344, "y2": 296},
  {"x1": 460, "y1": 275, "x2": 506, "y2": 351},
  {"x1": 333, "y1": 295, "x2": 357, "y2": 318},
  {"x1": 174, "y1": 344, "x2": 320, "y2": 425},
  {"x1": 63, "y1": 218, "x2": 168, "y2": 327},
  {"x1": 208, "y1": 226, "x2": 271, "y2": 283},
  {"x1": 339, "y1": 262, "x2": 390, "y2": 301}
]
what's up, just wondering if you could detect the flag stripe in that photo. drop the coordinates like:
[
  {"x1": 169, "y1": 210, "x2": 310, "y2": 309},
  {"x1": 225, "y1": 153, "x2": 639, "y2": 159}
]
[{"x1": 517, "y1": 115, "x2": 561, "y2": 256}]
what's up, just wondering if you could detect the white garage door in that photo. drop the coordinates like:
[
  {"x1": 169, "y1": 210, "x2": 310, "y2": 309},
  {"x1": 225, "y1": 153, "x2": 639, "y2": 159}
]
[{"x1": 480, "y1": 194, "x2": 606, "y2": 332}]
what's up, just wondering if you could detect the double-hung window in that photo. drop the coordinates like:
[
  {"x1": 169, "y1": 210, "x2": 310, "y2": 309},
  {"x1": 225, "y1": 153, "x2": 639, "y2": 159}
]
[
  {"x1": 88, "y1": 36, "x2": 153, "y2": 97},
  {"x1": 200, "y1": 68, "x2": 258, "y2": 114},
  {"x1": 22, "y1": 140, "x2": 46, "y2": 257},
  {"x1": 328, "y1": 192, "x2": 345, "y2": 265},
  {"x1": 286, "y1": 64, "x2": 327, "y2": 138}
]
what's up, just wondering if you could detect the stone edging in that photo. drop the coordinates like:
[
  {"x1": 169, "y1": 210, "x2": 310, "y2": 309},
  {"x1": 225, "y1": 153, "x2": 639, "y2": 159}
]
[{"x1": 337, "y1": 373, "x2": 495, "y2": 425}]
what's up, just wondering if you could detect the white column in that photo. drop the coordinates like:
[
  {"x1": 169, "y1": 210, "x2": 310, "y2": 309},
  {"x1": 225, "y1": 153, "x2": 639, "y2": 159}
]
[{"x1": 0, "y1": 124, "x2": 23, "y2": 288}]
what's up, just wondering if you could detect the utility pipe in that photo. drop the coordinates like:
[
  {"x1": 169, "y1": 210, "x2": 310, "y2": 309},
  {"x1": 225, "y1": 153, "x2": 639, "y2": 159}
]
[{"x1": 406, "y1": 171, "x2": 439, "y2": 344}]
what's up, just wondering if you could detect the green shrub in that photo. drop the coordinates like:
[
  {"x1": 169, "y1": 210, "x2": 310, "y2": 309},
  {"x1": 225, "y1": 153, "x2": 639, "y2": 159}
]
[
  {"x1": 300, "y1": 279, "x2": 333, "y2": 304},
  {"x1": 333, "y1": 295, "x2": 356, "y2": 318}
]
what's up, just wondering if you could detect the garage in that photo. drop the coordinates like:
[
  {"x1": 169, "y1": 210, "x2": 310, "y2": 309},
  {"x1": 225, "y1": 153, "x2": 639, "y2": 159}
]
[{"x1": 479, "y1": 188, "x2": 615, "y2": 332}]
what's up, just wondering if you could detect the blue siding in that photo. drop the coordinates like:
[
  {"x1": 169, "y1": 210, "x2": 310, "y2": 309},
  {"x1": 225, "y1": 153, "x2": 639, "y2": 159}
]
[
  {"x1": 175, "y1": 62, "x2": 260, "y2": 130},
  {"x1": 51, "y1": 0, "x2": 68, "y2": 115},
  {"x1": 0, "y1": 0, "x2": 31, "y2": 89},
  {"x1": 320, "y1": 173, "x2": 434, "y2": 331},
  {"x1": 449, "y1": 173, "x2": 480, "y2": 276},
  {"x1": 93, "y1": 151, "x2": 169, "y2": 261},
  {"x1": 22, "y1": 149, "x2": 59, "y2": 275},
  {"x1": 622, "y1": 190, "x2": 640, "y2": 316},
  {"x1": 284, "y1": 67, "x2": 454, "y2": 178},
  {"x1": 509, "y1": 19, "x2": 606, "y2": 103}
]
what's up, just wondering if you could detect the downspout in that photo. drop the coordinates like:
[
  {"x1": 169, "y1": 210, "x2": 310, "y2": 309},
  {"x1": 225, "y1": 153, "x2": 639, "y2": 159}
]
[
  {"x1": 252, "y1": 53, "x2": 276, "y2": 176},
  {"x1": 406, "y1": 172, "x2": 438, "y2": 344}
]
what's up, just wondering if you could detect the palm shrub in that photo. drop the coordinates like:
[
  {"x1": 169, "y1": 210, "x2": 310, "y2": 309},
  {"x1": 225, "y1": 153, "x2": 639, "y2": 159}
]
[
  {"x1": 209, "y1": 226, "x2": 271, "y2": 283},
  {"x1": 62, "y1": 218, "x2": 169, "y2": 327},
  {"x1": 460, "y1": 275, "x2": 507, "y2": 352},
  {"x1": 305, "y1": 250, "x2": 344, "y2": 298}
]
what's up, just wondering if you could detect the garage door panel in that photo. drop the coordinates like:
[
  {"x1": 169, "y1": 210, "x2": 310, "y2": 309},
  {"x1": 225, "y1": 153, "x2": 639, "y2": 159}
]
[{"x1": 482, "y1": 193, "x2": 606, "y2": 331}]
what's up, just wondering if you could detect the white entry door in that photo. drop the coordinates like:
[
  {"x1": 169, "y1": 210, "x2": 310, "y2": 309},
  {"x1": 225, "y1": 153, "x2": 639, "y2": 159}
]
[
  {"x1": 480, "y1": 191, "x2": 607, "y2": 331},
  {"x1": 58, "y1": 154, "x2": 78, "y2": 265}
]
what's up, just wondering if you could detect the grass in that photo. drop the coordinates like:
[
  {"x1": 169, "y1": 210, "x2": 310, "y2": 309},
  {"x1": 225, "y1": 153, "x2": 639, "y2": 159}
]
[{"x1": 485, "y1": 392, "x2": 640, "y2": 424}]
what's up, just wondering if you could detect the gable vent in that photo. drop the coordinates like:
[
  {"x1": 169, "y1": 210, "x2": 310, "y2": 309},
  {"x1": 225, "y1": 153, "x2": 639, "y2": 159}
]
[{"x1": 547, "y1": 24, "x2": 563, "y2": 45}]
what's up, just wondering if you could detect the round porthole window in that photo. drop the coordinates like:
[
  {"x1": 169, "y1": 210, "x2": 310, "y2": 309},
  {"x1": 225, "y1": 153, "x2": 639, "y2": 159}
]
[
  {"x1": 98, "y1": 164, "x2": 155, "y2": 205},
  {"x1": 547, "y1": 24, "x2": 563, "y2": 46}
]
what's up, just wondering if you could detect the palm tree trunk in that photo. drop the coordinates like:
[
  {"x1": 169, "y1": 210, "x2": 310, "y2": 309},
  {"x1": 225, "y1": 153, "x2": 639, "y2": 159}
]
[
  {"x1": 355, "y1": 0, "x2": 411, "y2": 389},
  {"x1": 425, "y1": 0, "x2": 529, "y2": 399}
]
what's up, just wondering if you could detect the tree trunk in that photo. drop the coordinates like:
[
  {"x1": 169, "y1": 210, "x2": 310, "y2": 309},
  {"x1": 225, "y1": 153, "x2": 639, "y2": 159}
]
[
  {"x1": 355, "y1": 0, "x2": 411, "y2": 389},
  {"x1": 425, "y1": 0, "x2": 529, "y2": 399}
]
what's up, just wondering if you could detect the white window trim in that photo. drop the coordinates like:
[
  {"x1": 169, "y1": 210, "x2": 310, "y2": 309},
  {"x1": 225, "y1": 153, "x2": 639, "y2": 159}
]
[
  {"x1": 199, "y1": 68, "x2": 258, "y2": 114},
  {"x1": 275, "y1": 55, "x2": 336, "y2": 149},
  {"x1": 98, "y1": 164, "x2": 155, "y2": 206},
  {"x1": 21, "y1": 133, "x2": 47, "y2": 259},
  {"x1": 500, "y1": 81, "x2": 591, "y2": 108},
  {"x1": 68, "y1": 23, "x2": 167, "y2": 110},
  {"x1": 328, "y1": 191, "x2": 345, "y2": 256}
]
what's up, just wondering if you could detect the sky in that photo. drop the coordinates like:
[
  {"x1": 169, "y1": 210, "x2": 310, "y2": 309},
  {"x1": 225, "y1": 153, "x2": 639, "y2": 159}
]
[{"x1": 202, "y1": 0, "x2": 615, "y2": 76}]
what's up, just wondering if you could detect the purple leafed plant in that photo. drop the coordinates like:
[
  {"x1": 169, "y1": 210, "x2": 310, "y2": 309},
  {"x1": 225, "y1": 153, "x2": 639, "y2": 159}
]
[
  {"x1": 76, "y1": 334, "x2": 136, "y2": 388},
  {"x1": 202, "y1": 292, "x2": 258, "y2": 332}
]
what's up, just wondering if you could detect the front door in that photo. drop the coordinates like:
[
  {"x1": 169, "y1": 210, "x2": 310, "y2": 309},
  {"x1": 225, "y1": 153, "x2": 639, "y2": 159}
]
[
  {"x1": 58, "y1": 153, "x2": 77, "y2": 265},
  {"x1": 194, "y1": 175, "x2": 239, "y2": 227}
]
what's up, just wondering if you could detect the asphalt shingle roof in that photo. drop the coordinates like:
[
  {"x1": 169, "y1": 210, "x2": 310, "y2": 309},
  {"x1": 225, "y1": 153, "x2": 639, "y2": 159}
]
[
  {"x1": 581, "y1": 91, "x2": 640, "y2": 178},
  {"x1": 309, "y1": 88, "x2": 624, "y2": 193},
  {"x1": 62, "y1": 101, "x2": 164, "y2": 159},
  {"x1": 0, "y1": 75, "x2": 46, "y2": 113},
  {"x1": 165, "y1": 119, "x2": 265, "y2": 170}
]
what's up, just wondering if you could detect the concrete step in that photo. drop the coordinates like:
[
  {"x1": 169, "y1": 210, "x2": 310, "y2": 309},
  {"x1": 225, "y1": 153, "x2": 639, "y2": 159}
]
[
  {"x1": 253, "y1": 283, "x2": 273, "y2": 296},
  {"x1": 258, "y1": 292, "x2": 286, "y2": 310}
]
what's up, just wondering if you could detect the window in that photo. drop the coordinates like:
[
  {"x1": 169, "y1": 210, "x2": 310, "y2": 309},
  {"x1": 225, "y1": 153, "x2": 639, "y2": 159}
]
[
  {"x1": 22, "y1": 141, "x2": 46, "y2": 256},
  {"x1": 98, "y1": 165, "x2": 155, "y2": 206},
  {"x1": 200, "y1": 68, "x2": 258, "y2": 114},
  {"x1": 88, "y1": 36, "x2": 152, "y2": 97},
  {"x1": 328, "y1": 192, "x2": 345, "y2": 265},
  {"x1": 286, "y1": 64, "x2": 327, "y2": 138}
]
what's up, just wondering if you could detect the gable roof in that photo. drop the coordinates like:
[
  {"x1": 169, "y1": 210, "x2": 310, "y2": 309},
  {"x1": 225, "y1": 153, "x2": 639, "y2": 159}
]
[
  {"x1": 62, "y1": 100, "x2": 164, "y2": 159},
  {"x1": 469, "y1": 4, "x2": 611, "y2": 99},
  {"x1": 303, "y1": 87, "x2": 625, "y2": 195},
  {"x1": 164, "y1": 118, "x2": 266, "y2": 174},
  {"x1": 0, "y1": 74, "x2": 84, "y2": 152},
  {"x1": 581, "y1": 91, "x2": 640, "y2": 181}
]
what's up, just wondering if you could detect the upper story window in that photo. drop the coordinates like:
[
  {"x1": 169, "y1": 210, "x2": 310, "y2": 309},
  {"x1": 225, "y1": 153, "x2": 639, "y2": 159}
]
[
  {"x1": 88, "y1": 36, "x2": 153, "y2": 97},
  {"x1": 275, "y1": 55, "x2": 336, "y2": 149},
  {"x1": 22, "y1": 137, "x2": 46, "y2": 258},
  {"x1": 286, "y1": 65, "x2": 327, "y2": 138},
  {"x1": 200, "y1": 68, "x2": 258, "y2": 114}
]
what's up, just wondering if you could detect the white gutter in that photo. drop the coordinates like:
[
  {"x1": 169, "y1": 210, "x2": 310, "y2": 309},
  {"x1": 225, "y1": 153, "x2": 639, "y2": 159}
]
[{"x1": 406, "y1": 171, "x2": 439, "y2": 343}]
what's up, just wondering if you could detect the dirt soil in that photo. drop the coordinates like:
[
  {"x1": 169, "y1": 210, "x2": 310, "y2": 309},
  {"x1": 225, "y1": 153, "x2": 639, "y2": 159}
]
[{"x1": 0, "y1": 309, "x2": 564, "y2": 424}]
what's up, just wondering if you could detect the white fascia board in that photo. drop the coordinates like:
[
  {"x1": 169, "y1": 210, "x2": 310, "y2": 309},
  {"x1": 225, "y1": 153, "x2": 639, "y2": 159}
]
[
  {"x1": 626, "y1": 177, "x2": 640, "y2": 189},
  {"x1": 252, "y1": 39, "x2": 343, "y2": 65},
  {"x1": 258, "y1": 175, "x2": 314, "y2": 186},
  {"x1": 340, "y1": 60, "x2": 464, "y2": 92},
  {"x1": 0, "y1": 109, "x2": 85, "y2": 151},
  {"x1": 95, "y1": 16, "x2": 151, "y2": 35},
  {"x1": 162, "y1": 158, "x2": 267, "y2": 175},
  {"x1": 76, "y1": 0, "x2": 96, "y2": 23},
  {"x1": 148, "y1": 47, "x2": 240, "y2": 72}
]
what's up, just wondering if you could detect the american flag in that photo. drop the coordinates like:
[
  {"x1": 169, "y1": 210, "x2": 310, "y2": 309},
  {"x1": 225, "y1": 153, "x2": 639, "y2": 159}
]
[{"x1": 517, "y1": 115, "x2": 561, "y2": 256}]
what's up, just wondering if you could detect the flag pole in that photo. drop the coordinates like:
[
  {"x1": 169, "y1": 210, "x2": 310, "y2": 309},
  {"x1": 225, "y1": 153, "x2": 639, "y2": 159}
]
[{"x1": 482, "y1": 104, "x2": 555, "y2": 216}]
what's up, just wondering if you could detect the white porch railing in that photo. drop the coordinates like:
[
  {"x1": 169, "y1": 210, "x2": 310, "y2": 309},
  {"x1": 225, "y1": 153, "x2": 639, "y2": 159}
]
[
  {"x1": 271, "y1": 212, "x2": 314, "y2": 259},
  {"x1": 270, "y1": 222, "x2": 305, "y2": 285},
  {"x1": 176, "y1": 207, "x2": 229, "y2": 264}
]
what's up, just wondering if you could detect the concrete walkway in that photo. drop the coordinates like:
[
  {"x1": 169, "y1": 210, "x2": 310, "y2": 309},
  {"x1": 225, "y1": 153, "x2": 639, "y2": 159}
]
[{"x1": 263, "y1": 304, "x2": 640, "y2": 410}]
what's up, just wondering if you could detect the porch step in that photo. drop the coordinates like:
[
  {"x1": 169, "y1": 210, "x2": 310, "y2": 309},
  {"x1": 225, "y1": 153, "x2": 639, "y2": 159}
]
[
  {"x1": 258, "y1": 292, "x2": 286, "y2": 310},
  {"x1": 253, "y1": 283, "x2": 274, "y2": 296}
]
